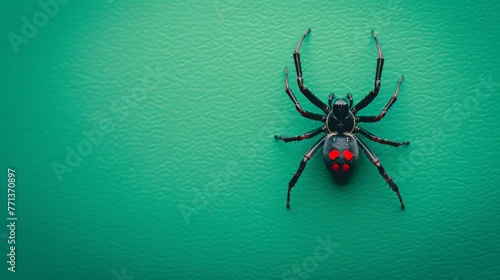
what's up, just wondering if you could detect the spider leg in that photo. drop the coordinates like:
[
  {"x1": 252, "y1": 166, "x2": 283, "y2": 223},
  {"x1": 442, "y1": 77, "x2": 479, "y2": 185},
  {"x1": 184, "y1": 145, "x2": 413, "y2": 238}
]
[
  {"x1": 275, "y1": 126, "x2": 326, "y2": 143},
  {"x1": 354, "y1": 136, "x2": 405, "y2": 210},
  {"x1": 352, "y1": 30, "x2": 384, "y2": 114},
  {"x1": 284, "y1": 67, "x2": 326, "y2": 122},
  {"x1": 355, "y1": 126, "x2": 409, "y2": 147},
  {"x1": 356, "y1": 75, "x2": 403, "y2": 123},
  {"x1": 293, "y1": 28, "x2": 330, "y2": 114},
  {"x1": 287, "y1": 135, "x2": 327, "y2": 209}
]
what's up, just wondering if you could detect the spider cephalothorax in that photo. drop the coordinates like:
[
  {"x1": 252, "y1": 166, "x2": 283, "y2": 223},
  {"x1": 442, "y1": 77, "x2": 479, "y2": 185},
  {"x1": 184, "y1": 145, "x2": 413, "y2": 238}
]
[
  {"x1": 326, "y1": 96, "x2": 355, "y2": 133},
  {"x1": 275, "y1": 28, "x2": 410, "y2": 210}
]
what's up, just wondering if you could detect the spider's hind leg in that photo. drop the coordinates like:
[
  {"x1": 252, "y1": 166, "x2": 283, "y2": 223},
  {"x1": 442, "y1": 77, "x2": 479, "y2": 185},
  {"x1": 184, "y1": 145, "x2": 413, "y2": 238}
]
[
  {"x1": 286, "y1": 136, "x2": 327, "y2": 209},
  {"x1": 354, "y1": 136, "x2": 405, "y2": 210}
]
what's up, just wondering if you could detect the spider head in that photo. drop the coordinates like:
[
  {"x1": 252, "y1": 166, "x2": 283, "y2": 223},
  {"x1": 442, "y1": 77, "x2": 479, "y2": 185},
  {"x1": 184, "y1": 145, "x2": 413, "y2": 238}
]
[
  {"x1": 328, "y1": 93, "x2": 353, "y2": 117},
  {"x1": 332, "y1": 98, "x2": 350, "y2": 119}
]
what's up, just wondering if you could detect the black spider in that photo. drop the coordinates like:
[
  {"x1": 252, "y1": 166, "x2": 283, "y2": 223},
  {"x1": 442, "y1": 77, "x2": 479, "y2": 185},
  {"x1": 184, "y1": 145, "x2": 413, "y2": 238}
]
[{"x1": 275, "y1": 28, "x2": 410, "y2": 210}]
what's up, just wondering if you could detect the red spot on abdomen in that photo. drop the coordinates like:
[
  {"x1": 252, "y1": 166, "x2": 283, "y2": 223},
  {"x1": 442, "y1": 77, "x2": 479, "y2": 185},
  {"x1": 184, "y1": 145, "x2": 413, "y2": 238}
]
[
  {"x1": 342, "y1": 164, "x2": 350, "y2": 172},
  {"x1": 332, "y1": 163, "x2": 339, "y2": 172},
  {"x1": 343, "y1": 150, "x2": 353, "y2": 161},
  {"x1": 329, "y1": 150, "x2": 340, "y2": 160}
]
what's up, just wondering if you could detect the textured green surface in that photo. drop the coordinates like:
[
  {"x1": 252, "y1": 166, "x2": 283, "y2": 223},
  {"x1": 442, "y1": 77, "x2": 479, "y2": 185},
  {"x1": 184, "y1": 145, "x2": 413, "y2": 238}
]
[{"x1": 1, "y1": 0, "x2": 500, "y2": 279}]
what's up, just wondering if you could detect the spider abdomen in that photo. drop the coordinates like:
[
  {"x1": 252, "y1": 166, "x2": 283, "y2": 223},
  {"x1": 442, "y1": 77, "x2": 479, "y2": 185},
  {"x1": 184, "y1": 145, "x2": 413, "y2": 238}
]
[{"x1": 322, "y1": 133, "x2": 359, "y2": 182}]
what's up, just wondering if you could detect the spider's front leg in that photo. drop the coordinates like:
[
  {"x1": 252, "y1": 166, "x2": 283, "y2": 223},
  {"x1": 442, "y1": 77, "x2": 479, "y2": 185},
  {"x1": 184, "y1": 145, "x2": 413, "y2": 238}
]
[
  {"x1": 354, "y1": 136, "x2": 405, "y2": 210},
  {"x1": 352, "y1": 30, "x2": 384, "y2": 114},
  {"x1": 287, "y1": 135, "x2": 327, "y2": 209},
  {"x1": 293, "y1": 28, "x2": 330, "y2": 114}
]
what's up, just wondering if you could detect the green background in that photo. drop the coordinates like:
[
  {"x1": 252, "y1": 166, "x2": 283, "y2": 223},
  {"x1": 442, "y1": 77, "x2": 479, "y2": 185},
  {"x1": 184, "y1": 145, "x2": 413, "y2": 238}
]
[{"x1": 1, "y1": 0, "x2": 499, "y2": 279}]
